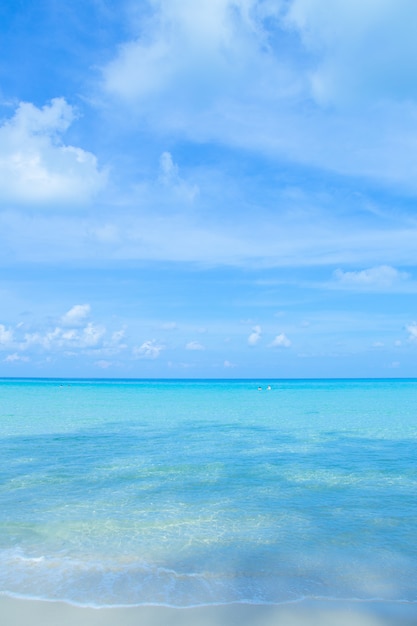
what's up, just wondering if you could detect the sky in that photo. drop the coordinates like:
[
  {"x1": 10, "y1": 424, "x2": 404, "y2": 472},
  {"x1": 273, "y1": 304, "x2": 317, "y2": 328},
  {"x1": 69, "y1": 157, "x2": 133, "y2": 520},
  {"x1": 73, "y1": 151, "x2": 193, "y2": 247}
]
[{"x1": 1, "y1": 0, "x2": 417, "y2": 379}]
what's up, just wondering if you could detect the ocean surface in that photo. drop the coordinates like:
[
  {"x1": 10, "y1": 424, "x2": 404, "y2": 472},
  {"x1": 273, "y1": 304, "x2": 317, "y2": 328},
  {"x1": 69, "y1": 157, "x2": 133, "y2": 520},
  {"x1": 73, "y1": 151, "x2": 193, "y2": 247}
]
[{"x1": 0, "y1": 378, "x2": 416, "y2": 608}]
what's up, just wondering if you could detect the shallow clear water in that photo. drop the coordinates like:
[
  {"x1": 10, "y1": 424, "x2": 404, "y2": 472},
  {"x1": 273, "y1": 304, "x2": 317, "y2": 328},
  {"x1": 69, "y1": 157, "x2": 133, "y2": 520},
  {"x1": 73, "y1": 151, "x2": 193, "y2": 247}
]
[{"x1": 0, "y1": 378, "x2": 416, "y2": 607}]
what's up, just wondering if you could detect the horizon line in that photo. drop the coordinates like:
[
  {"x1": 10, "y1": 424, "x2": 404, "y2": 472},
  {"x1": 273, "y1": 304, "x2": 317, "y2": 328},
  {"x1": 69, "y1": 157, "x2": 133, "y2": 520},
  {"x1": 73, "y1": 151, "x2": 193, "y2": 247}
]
[{"x1": 1, "y1": 376, "x2": 416, "y2": 382}]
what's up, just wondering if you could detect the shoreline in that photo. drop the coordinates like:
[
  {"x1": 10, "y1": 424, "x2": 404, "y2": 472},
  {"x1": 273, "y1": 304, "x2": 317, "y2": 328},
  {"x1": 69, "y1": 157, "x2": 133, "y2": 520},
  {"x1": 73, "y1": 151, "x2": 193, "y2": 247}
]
[{"x1": 1, "y1": 596, "x2": 417, "y2": 626}]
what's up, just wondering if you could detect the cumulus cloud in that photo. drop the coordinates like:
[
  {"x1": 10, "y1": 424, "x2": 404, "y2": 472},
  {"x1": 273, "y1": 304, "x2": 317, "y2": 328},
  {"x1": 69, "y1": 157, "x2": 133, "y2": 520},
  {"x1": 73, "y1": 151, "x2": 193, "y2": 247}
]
[
  {"x1": 269, "y1": 333, "x2": 291, "y2": 348},
  {"x1": 248, "y1": 325, "x2": 262, "y2": 346},
  {"x1": 0, "y1": 306, "x2": 128, "y2": 363},
  {"x1": 185, "y1": 340, "x2": 205, "y2": 351},
  {"x1": 133, "y1": 340, "x2": 164, "y2": 359},
  {"x1": 77, "y1": 323, "x2": 106, "y2": 348},
  {"x1": 333, "y1": 266, "x2": 411, "y2": 290},
  {"x1": 23, "y1": 322, "x2": 106, "y2": 351},
  {"x1": 61, "y1": 304, "x2": 91, "y2": 326},
  {"x1": 0, "y1": 98, "x2": 105, "y2": 206}
]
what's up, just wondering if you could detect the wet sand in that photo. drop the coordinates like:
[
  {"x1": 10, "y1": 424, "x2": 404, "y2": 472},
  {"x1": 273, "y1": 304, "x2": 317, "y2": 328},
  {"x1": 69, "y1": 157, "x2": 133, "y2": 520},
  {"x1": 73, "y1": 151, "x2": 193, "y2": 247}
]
[{"x1": 1, "y1": 596, "x2": 416, "y2": 626}]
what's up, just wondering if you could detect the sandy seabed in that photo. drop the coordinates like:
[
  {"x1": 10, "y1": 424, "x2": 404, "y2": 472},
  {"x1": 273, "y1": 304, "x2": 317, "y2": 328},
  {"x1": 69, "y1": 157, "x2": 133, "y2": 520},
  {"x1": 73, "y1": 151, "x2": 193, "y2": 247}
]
[{"x1": 1, "y1": 596, "x2": 417, "y2": 626}]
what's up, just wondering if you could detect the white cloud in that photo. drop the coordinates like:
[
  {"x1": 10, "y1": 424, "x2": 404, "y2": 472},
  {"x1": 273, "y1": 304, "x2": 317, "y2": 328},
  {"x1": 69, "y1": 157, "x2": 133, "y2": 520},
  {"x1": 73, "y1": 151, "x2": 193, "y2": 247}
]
[
  {"x1": 22, "y1": 322, "x2": 106, "y2": 351},
  {"x1": 159, "y1": 152, "x2": 179, "y2": 183},
  {"x1": 102, "y1": 0, "x2": 300, "y2": 130},
  {"x1": 406, "y1": 323, "x2": 417, "y2": 342},
  {"x1": 286, "y1": 0, "x2": 417, "y2": 107},
  {"x1": 133, "y1": 340, "x2": 165, "y2": 359},
  {"x1": 103, "y1": 0, "x2": 272, "y2": 101},
  {"x1": 4, "y1": 353, "x2": 29, "y2": 363},
  {"x1": 61, "y1": 304, "x2": 91, "y2": 326},
  {"x1": 101, "y1": 1, "x2": 417, "y2": 191},
  {"x1": 78, "y1": 323, "x2": 106, "y2": 348},
  {"x1": 24, "y1": 328, "x2": 61, "y2": 350},
  {"x1": 95, "y1": 359, "x2": 113, "y2": 369},
  {"x1": 185, "y1": 340, "x2": 205, "y2": 351},
  {"x1": 0, "y1": 98, "x2": 105, "y2": 206},
  {"x1": 103, "y1": 37, "x2": 170, "y2": 102},
  {"x1": 0, "y1": 324, "x2": 14, "y2": 347},
  {"x1": 3, "y1": 186, "x2": 417, "y2": 268},
  {"x1": 224, "y1": 359, "x2": 235, "y2": 368},
  {"x1": 248, "y1": 324, "x2": 262, "y2": 346},
  {"x1": 158, "y1": 152, "x2": 199, "y2": 202},
  {"x1": 0, "y1": 305, "x2": 122, "y2": 359},
  {"x1": 269, "y1": 333, "x2": 291, "y2": 348},
  {"x1": 333, "y1": 266, "x2": 411, "y2": 290}
]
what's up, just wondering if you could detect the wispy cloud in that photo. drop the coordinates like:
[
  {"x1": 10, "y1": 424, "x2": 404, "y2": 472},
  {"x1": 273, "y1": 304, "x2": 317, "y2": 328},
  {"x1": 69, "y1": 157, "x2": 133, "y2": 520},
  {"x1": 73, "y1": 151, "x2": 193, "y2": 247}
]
[
  {"x1": 185, "y1": 341, "x2": 205, "y2": 351},
  {"x1": 286, "y1": 0, "x2": 417, "y2": 108},
  {"x1": 101, "y1": 0, "x2": 417, "y2": 190},
  {"x1": 159, "y1": 152, "x2": 199, "y2": 202},
  {"x1": 406, "y1": 322, "x2": 417, "y2": 342},
  {"x1": 332, "y1": 266, "x2": 413, "y2": 291},
  {"x1": 94, "y1": 359, "x2": 113, "y2": 369},
  {"x1": 158, "y1": 322, "x2": 178, "y2": 331},
  {"x1": 4, "y1": 353, "x2": 29, "y2": 363}
]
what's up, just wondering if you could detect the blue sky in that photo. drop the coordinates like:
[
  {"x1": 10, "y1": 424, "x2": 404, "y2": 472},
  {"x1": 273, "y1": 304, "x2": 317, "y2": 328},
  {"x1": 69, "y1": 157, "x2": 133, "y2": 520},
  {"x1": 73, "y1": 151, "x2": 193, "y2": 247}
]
[{"x1": 1, "y1": 0, "x2": 417, "y2": 378}]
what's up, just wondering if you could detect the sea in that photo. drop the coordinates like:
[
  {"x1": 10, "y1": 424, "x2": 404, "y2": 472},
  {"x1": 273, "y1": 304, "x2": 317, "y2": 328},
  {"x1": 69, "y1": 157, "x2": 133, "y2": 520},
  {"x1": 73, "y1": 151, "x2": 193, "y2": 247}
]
[{"x1": 0, "y1": 378, "x2": 416, "y2": 609}]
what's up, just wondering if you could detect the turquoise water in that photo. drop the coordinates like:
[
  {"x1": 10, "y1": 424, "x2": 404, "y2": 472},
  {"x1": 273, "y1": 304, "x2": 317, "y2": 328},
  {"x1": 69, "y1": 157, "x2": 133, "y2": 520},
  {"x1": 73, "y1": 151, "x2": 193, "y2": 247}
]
[{"x1": 0, "y1": 378, "x2": 416, "y2": 607}]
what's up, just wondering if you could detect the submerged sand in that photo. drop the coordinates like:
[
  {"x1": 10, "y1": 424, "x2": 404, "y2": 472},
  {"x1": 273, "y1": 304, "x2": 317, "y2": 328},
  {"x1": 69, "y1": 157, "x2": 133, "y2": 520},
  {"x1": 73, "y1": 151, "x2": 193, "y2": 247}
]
[{"x1": 1, "y1": 596, "x2": 416, "y2": 626}]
